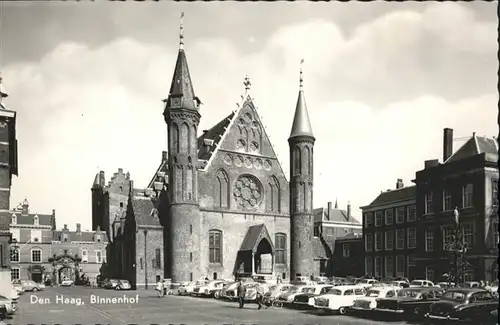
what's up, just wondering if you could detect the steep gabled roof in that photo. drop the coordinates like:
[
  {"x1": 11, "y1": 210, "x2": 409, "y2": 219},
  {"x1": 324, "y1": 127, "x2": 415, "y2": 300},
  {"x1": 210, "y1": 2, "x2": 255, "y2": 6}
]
[
  {"x1": 130, "y1": 196, "x2": 161, "y2": 227},
  {"x1": 445, "y1": 134, "x2": 498, "y2": 164},
  {"x1": 52, "y1": 230, "x2": 106, "y2": 243},
  {"x1": 147, "y1": 161, "x2": 167, "y2": 189},
  {"x1": 12, "y1": 213, "x2": 52, "y2": 226},
  {"x1": 197, "y1": 111, "x2": 235, "y2": 161},
  {"x1": 313, "y1": 207, "x2": 361, "y2": 224},
  {"x1": 368, "y1": 186, "x2": 416, "y2": 207},
  {"x1": 239, "y1": 224, "x2": 274, "y2": 253}
]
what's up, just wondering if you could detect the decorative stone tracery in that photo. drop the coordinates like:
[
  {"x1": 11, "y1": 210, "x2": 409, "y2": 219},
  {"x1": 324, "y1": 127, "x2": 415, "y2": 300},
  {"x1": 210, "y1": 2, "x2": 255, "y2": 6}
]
[{"x1": 233, "y1": 175, "x2": 262, "y2": 209}]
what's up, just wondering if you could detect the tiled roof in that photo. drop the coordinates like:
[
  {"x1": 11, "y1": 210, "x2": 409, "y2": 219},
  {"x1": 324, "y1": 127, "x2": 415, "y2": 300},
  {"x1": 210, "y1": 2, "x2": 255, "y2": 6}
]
[
  {"x1": 12, "y1": 213, "x2": 52, "y2": 226},
  {"x1": 52, "y1": 230, "x2": 106, "y2": 242},
  {"x1": 131, "y1": 196, "x2": 161, "y2": 227},
  {"x1": 239, "y1": 224, "x2": 274, "y2": 252},
  {"x1": 312, "y1": 237, "x2": 328, "y2": 260},
  {"x1": 313, "y1": 207, "x2": 360, "y2": 224},
  {"x1": 446, "y1": 135, "x2": 498, "y2": 163},
  {"x1": 147, "y1": 161, "x2": 167, "y2": 189},
  {"x1": 335, "y1": 233, "x2": 363, "y2": 241},
  {"x1": 368, "y1": 186, "x2": 416, "y2": 207},
  {"x1": 197, "y1": 112, "x2": 235, "y2": 161}
]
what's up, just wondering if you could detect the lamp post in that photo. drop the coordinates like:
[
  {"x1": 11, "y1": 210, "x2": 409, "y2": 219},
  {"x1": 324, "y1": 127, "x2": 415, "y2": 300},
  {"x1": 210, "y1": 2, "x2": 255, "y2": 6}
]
[{"x1": 445, "y1": 207, "x2": 469, "y2": 287}]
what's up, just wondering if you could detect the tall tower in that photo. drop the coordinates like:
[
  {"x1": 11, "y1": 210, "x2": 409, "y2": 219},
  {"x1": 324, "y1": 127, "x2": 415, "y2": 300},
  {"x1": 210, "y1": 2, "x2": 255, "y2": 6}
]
[
  {"x1": 289, "y1": 61, "x2": 315, "y2": 280},
  {"x1": 163, "y1": 13, "x2": 202, "y2": 282}
]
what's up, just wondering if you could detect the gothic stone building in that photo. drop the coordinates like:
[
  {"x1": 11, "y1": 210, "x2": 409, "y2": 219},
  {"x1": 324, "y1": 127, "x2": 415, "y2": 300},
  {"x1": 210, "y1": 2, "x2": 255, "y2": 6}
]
[{"x1": 98, "y1": 32, "x2": 330, "y2": 285}]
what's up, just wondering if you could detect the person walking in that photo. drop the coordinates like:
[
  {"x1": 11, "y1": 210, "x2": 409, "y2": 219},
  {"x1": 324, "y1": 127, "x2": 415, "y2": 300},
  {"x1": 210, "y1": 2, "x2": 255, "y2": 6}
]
[
  {"x1": 156, "y1": 278, "x2": 164, "y2": 298},
  {"x1": 255, "y1": 284, "x2": 265, "y2": 310},
  {"x1": 237, "y1": 280, "x2": 246, "y2": 309}
]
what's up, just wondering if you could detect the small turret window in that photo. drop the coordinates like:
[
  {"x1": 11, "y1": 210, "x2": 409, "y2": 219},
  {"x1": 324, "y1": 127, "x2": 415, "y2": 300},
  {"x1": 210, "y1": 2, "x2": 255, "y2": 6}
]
[
  {"x1": 11, "y1": 215, "x2": 16, "y2": 225},
  {"x1": 33, "y1": 215, "x2": 39, "y2": 226}
]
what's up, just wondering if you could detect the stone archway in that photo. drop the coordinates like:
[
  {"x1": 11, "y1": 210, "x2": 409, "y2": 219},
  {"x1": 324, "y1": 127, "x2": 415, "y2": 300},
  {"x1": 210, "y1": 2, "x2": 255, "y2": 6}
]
[
  {"x1": 49, "y1": 249, "x2": 82, "y2": 284},
  {"x1": 234, "y1": 224, "x2": 275, "y2": 277}
]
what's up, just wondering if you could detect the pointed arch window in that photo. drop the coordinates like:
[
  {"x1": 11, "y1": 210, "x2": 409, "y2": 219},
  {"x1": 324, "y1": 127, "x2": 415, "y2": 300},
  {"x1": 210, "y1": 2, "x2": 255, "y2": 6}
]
[
  {"x1": 293, "y1": 147, "x2": 301, "y2": 176},
  {"x1": 191, "y1": 125, "x2": 197, "y2": 155},
  {"x1": 303, "y1": 146, "x2": 311, "y2": 175},
  {"x1": 214, "y1": 169, "x2": 229, "y2": 208},
  {"x1": 185, "y1": 166, "x2": 193, "y2": 201},
  {"x1": 171, "y1": 123, "x2": 180, "y2": 154},
  {"x1": 267, "y1": 176, "x2": 281, "y2": 213}
]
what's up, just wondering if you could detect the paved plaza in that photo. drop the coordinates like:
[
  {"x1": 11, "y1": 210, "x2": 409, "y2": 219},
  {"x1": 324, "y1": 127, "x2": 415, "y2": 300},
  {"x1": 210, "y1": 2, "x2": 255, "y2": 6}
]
[{"x1": 8, "y1": 287, "x2": 413, "y2": 325}]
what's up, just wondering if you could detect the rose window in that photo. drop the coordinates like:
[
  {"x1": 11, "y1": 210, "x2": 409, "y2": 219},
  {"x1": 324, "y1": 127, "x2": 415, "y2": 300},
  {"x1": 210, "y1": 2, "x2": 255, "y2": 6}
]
[{"x1": 233, "y1": 175, "x2": 262, "y2": 209}]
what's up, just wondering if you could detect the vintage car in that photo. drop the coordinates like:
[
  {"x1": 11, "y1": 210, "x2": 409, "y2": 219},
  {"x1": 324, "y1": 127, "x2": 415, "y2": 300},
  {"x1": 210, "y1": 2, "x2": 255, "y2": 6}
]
[
  {"x1": 436, "y1": 282, "x2": 455, "y2": 290},
  {"x1": 11, "y1": 280, "x2": 24, "y2": 295},
  {"x1": 425, "y1": 288, "x2": 499, "y2": 322},
  {"x1": 352, "y1": 286, "x2": 401, "y2": 313},
  {"x1": 375, "y1": 287, "x2": 443, "y2": 318},
  {"x1": 313, "y1": 276, "x2": 329, "y2": 284},
  {"x1": 489, "y1": 280, "x2": 498, "y2": 297},
  {"x1": 178, "y1": 280, "x2": 205, "y2": 296},
  {"x1": 313, "y1": 285, "x2": 366, "y2": 314},
  {"x1": 387, "y1": 281, "x2": 409, "y2": 288},
  {"x1": 292, "y1": 284, "x2": 334, "y2": 308},
  {"x1": 409, "y1": 279, "x2": 434, "y2": 287},
  {"x1": 263, "y1": 284, "x2": 293, "y2": 301},
  {"x1": 193, "y1": 280, "x2": 225, "y2": 297},
  {"x1": 219, "y1": 282, "x2": 239, "y2": 300},
  {"x1": 60, "y1": 279, "x2": 74, "y2": 287},
  {"x1": 277, "y1": 285, "x2": 316, "y2": 304},
  {"x1": 0, "y1": 294, "x2": 17, "y2": 316},
  {"x1": 115, "y1": 280, "x2": 131, "y2": 290},
  {"x1": 460, "y1": 281, "x2": 481, "y2": 288},
  {"x1": 105, "y1": 279, "x2": 120, "y2": 289},
  {"x1": 355, "y1": 278, "x2": 379, "y2": 289},
  {"x1": 21, "y1": 280, "x2": 43, "y2": 292}
]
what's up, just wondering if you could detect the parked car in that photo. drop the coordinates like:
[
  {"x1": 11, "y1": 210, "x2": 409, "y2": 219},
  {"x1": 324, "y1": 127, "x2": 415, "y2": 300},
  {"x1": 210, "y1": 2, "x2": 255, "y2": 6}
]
[
  {"x1": 387, "y1": 281, "x2": 409, "y2": 288},
  {"x1": 436, "y1": 282, "x2": 455, "y2": 290},
  {"x1": 263, "y1": 284, "x2": 292, "y2": 301},
  {"x1": 460, "y1": 281, "x2": 481, "y2": 288},
  {"x1": 21, "y1": 280, "x2": 42, "y2": 292},
  {"x1": 105, "y1": 279, "x2": 120, "y2": 289},
  {"x1": 60, "y1": 279, "x2": 74, "y2": 287},
  {"x1": 425, "y1": 288, "x2": 499, "y2": 322},
  {"x1": 115, "y1": 280, "x2": 131, "y2": 290},
  {"x1": 352, "y1": 286, "x2": 401, "y2": 313},
  {"x1": 376, "y1": 287, "x2": 443, "y2": 318},
  {"x1": 489, "y1": 280, "x2": 498, "y2": 297},
  {"x1": 292, "y1": 284, "x2": 334, "y2": 308},
  {"x1": 313, "y1": 276, "x2": 329, "y2": 284},
  {"x1": 313, "y1": 285, "x2": 366, "y2": 315},
  {"x1": 409, "y1": 279, "x2": 434, "y2": 287},
  {"x1": 0, "y1": 294, "x2": 17, "y2": 316},
  {"x1": 219, "y1": 282, "x2": 239, "y2": 300},
  {"x1": 11, "y1": 280, "x2": 24, "y2": 295},
  {"x1": 277, "y1": 285, "x2": 315, "y2": 304},
  {"x1": 355, "y1": 279, "x2": 379, "y2": 289},
  {"x1": 244, "y1": 283, "x2": 271, "y2": 302},
  {"x1": 193, "y1": 280, "x2": 224, "y2": 297}
]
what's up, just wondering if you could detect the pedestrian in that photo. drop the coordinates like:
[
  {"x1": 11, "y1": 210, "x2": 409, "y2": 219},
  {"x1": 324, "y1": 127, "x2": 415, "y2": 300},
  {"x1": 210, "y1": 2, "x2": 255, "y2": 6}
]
[
  {"x1": 237, "y1": 280, "x2": 246, "y2": 309},
  {"x1": 277, "y1": 275, "x2": 281, "y2": 284},
  {"x1": 156, "y1": 278, "x2": 164, "y2": 298},
  {"x1": 255, "y1": 284, "x2": 264, "y2": 310}
]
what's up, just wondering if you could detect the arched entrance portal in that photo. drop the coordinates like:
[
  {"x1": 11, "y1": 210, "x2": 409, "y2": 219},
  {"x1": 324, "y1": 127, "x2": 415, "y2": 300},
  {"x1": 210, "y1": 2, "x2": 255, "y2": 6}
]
[
  {"x1": 28, "y1": 265, "x2": 45, "y2": 283},
  {"x1": 234, "y1": 224, "x2": 275, "y2": 276},
  {"x1": 49, "y1": 250, "x2": 82, "y2": 284}
]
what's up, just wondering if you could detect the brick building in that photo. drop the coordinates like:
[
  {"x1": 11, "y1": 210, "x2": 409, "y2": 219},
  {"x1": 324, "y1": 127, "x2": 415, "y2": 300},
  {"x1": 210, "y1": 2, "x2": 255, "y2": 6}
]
[
  {"x1": 361, "y1": 180, "x2": 417, "y2": 279},
  {"x1": 332, "y1": 233, "x2": 364, "y2": 277},
  {"x1": 413, "y1": 128, "x2": 498, "y2": 283},
  {"x1": 0, "y1": 78, "x2": 18, "y2": 298},
  {"x1": 9, "y1": 199, "x2": 108, "y2": 284},
  {"x1": 313, "y1": 200, "x2": 362, "y2": 276},
  {"x1": 97, "y1": 26, "x2": 331, "y2": 285}
]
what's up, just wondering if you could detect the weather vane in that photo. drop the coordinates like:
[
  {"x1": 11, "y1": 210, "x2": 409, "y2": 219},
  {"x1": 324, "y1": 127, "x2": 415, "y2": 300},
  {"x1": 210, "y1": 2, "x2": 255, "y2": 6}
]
[
  {"x1": 179, "y1": 11, "x2": 185, "y2": 50},
  {"x1": 243, "y1": 75, "x2": 251, "y2": 91},
  {"x1": 299, "y1": 59, "x2": 304, "y2": 89}
]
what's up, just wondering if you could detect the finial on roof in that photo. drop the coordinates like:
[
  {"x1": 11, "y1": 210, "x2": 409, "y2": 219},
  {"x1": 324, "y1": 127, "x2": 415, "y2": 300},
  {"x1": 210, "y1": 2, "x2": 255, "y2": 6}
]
[
  {"x1": 299, "y1": 59, "x2": 304, "y2": 90},
  {"x1": 243, "y1": 75, "x2": 251, "y2": 92},
  {"x1": 472, "y1": 132, "x2": 476, "y2": 137},
  {"x1": 179, "y1": 11, "x2": 185, "y2": 50}
]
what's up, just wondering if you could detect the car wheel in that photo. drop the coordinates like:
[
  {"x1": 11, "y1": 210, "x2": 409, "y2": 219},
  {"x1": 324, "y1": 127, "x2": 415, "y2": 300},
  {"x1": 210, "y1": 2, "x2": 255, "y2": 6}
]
[
  {"x1": 33, "y1": 288, "x2": 39, "y2": 292},
  {"x1": 214, "y1": 291, "x2": 220, "y2": 299},
  {"x1": 115, "y1": 287, "x2": 120, "y2": 291},
  {"x1": 338, "y1": 307, "x2": 347, "y2": 315}
]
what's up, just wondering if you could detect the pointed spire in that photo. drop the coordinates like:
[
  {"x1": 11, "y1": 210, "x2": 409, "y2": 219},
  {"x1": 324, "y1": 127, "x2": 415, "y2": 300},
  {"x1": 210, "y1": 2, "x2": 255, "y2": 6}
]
[
  {"x1": 334, "y1": 198, "x2": 338, "y2": 209},
  {"x1": 92, "y1": 173, "x2": 100, "y2": 188},
  {"x1": 289, "y1": 59, "x2": 314, "y2": 139},
  {"x1": 167, "y1": 11, "x2": 200, "y2": 111}
]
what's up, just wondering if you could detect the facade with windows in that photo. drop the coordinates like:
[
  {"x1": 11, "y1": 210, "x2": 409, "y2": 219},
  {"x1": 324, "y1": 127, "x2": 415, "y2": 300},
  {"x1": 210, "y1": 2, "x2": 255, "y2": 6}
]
[
  {"x1": 361, "y1": 178, "x2": 417, "y2": 279},
  {"x1": 9, "y1": 199, "x2": 107, "y2": 283},
  {"x1": 413, "y1": 129, "x2": 498, "y2": 282},
  {"x1": 331, "y1": 233, "x2": 364, "y2": 277}
]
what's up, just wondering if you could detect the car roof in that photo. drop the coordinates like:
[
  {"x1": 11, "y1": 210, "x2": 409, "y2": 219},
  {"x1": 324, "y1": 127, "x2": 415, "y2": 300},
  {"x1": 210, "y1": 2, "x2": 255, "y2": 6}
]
[{"x1": 446, "y1": 288, "x2": 488, "y2": 294}]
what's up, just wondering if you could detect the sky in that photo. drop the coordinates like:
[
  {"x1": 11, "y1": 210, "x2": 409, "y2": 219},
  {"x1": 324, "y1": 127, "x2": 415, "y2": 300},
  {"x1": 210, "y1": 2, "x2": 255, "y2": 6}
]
[{"x1": 0, "y1": 2, "x2": 497, "y2": 231}]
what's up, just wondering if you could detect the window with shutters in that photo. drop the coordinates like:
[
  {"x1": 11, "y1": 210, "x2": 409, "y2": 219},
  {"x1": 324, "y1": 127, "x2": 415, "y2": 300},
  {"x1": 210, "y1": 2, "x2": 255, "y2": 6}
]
[{"x1": 209, "y1": 230, "x2": 222, "y2": 264}]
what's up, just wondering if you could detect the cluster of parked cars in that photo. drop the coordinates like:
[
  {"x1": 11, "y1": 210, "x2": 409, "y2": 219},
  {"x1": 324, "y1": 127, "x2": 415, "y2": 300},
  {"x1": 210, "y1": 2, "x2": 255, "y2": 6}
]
[
  {"x1": 174, "y1": 276, "x2": 499, "y2": 324},
  {"x1": 98, "y1": 278, "x2": 131, "y2": 290},
  {"x1": 1, "y1": 280, "x2": 46, "y2": 320}
]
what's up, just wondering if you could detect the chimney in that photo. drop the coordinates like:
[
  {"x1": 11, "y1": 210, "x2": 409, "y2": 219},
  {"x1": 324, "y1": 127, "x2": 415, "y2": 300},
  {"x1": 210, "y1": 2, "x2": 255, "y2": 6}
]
[
  {"x1": 443, "y1": 128, "x2": 453, "y2": 162},
  {"x1": 118, "y1": 168, "x2": 123, "y2": 174},
  {"x1": 347, "y1": 201, "x2": 351, "y2": 220},
  {"x1": 99, "y1": 171, "x2": 105, "y2": 187},
  {"x1": 425, "y1": 159, "x2": 439, "y2": 169},
  {"x1": 396, "y1": 179, "x2": 404, "y2": 189},
  {"x1": 162, "y1": 151, "x2": 168, "y2": 162},
  {"x1": 327, "y1": 201, "x2": 332, "y2": 220},
  {"x1": 76, "y1": 223, "x2": 81, "y2": 233},
  {"x1": 63, "y1": 224, "x2": 68, "y2": 230}
]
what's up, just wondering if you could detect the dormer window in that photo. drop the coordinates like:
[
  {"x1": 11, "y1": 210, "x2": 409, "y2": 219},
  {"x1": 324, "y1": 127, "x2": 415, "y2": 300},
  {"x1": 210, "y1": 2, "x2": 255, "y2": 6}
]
[
  {"x1": 11, "y1": 215, "x2": 16, "y2": 225},
  {"x1": 33, "y1": 215, "x2": 39, "y2": 226}
]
